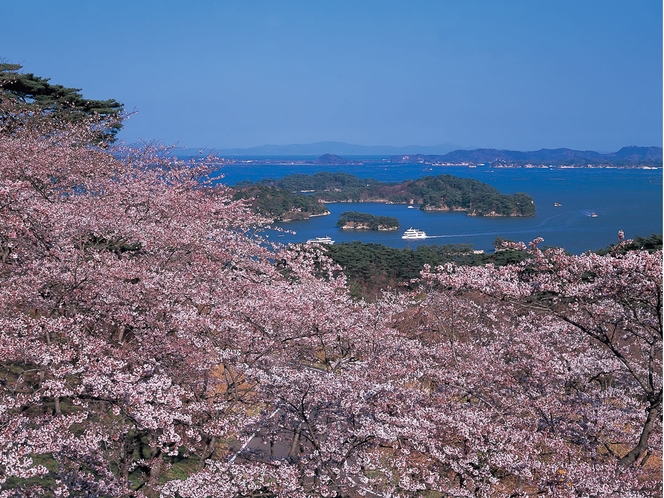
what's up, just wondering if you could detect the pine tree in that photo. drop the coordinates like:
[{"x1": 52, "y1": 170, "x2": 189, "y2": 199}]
[{"x1": 0, "y1": 63, "x2": 123, "y2": 142}]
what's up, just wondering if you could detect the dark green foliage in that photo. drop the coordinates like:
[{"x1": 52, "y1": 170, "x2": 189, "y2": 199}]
[
  {"x1": 325, "y1": 242, "x2": 528, "y2": 298},
  {"x1": 241, "y1": 172, "x2": 536, "y2": 216},
  {"x1": 252, "y1": 172, "x2": 380, "y2": 203},
  {"x1": 85, "y1": 234, "x2": 142, "y2": 257},
  {"x1": 233, "y1": 185, "x2": 328, "y2": 220},
  {"x1": 627, "y1": 233, "x2": 663, "y2": 252},
  {"x1": 491, "y1": 247, "x2": 531, "y2": 266},
  {"x1": 336, "y1": 211, "x2": 399, "y2": 230},
  {"x1": 0, "y1": 63, "x2": 124, "y2": 141},
  {"x1": 492, "y1": 236, "x2": 514, "y2": 249},
  {"x1": 595, "y1": 233, "x2": 663, "y2": 255},
  {"x1": 268, "y1": 172, "x2": 380, "y2": 192},
  {"x1": 401, "y1": 175, "x2": 536, "y2": 216}
]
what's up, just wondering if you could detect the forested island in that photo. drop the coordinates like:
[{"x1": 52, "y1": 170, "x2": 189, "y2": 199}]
[
  {"x1": 232, "y1": 184, "x2": 329, "y2": 221},
  {"x1": 336, "y1": 211, "x2": 400, "y2": 230},
  {"x1": 237, "y1": 172, "x2": 536, "y2": 217}
]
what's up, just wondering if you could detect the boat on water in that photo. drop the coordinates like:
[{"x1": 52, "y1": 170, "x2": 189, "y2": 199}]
[
  {"x1": 306, "y1": 236, "x2": 335, "y2": 244},
  {"x1": 401, "y1": 228, "x2": 427, "y2": 240},
  {"x1": 589, "y1": 212, "x2": 598, "y2": 218},
  {"x1": 554, "y1": 202, "x2": 562, "y2": 207}
]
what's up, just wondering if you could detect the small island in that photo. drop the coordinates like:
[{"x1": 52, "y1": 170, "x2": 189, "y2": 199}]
[
  {"x1": 336, "y1": 211, "x2": 400, "y2": 230},
  {"x1": 313, "y1": 153, "x2": 362, "y2": 165}
]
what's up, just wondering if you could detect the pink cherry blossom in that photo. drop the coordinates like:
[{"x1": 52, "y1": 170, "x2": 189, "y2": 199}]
[{"x1": 1, "y1": 99, "x2": 660, "y2": 497}]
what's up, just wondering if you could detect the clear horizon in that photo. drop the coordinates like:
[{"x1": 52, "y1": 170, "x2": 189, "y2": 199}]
[
  {"x1": 2, "y1": 1, "x2": 662, "y2": 151},
  {"x1": 206, "y1": 140, "x2": 661, "y2": 152}
]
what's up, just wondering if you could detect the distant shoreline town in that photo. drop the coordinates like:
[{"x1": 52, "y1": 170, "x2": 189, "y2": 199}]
[{"x1": 193, "y1": 146, "x2": 663, "y2": 169}]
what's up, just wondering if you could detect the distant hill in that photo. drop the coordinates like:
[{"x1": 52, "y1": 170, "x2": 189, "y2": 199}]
[
  {"x1": 178, "y1": 144, "x2": 662, "y2": 167},
  {"x1": 391, "y1": 146, "x2": 662, "y2": 167},
  {"x1": 607, "y1": 146, "x2": 663, "y2": 164},
  {"x1": 313, "y1": 154, "x2": 361, "y2": 165}
]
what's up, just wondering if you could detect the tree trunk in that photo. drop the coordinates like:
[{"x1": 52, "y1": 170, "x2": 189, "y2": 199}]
[
  {"x1": 197, "y1": 436, "x2": 217, "y2": 471},
  {"x1": 146, "y1": 449, "x2": 163, "y2": 498},
  {"x1": 618, "y1": 399, "x2": 661, "y2": 468},
  {"x1": 289, "y1": 429, "x2": 301, "y2": 459}
]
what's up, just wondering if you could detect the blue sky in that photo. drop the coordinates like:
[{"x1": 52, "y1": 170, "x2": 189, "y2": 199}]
[{"x1": 1, "y1": 1, "x2": 661, "y2": 151}]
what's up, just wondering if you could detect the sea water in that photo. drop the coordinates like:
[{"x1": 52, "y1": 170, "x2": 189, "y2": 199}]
[{"x1": 212, "y1": 160, "x2": 663, "y2": 255}]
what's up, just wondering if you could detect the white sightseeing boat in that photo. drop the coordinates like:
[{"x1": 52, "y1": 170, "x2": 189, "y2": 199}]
[
  {"x1": 401, "y1": 228, "x2": 427, "y2": 240},
  {"x1": 306, "y1": 236, "x2": 335, "y2": 244}
]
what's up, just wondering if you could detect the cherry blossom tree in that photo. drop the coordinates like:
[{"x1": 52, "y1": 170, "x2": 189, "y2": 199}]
[
  {"x1": 1, "y1": 97, "x2": 661, "y2": 497},
  {"x1": 0, "y1": 99, "x2": 419, "y2": 497},
  {"x1": 0, "y1": 102, "x2": 298, "y2": 496},
  {"x1": 415, "y1": 239, "x2": 662, "y2": 495}
]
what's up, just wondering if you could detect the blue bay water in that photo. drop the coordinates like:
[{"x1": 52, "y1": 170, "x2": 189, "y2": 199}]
[{"x1": 213, "y1": 161, "x2": 663, "y2": 255}]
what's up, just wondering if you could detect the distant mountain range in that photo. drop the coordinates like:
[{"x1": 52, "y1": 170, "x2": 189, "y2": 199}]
[
  {"x1": 391, "y1": 146, "x2": 662, "y2": 167},
  {"x1": 208, "y1": 141, "x2": 464, "y2": 156},
  {"x1": 196, "y1": 142, "x2": 662, "y2": 166}
]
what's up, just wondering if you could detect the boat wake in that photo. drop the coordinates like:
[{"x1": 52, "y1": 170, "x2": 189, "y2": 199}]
[{"x1": 420, "y1": 210, "x2": 599, "y2": 240}]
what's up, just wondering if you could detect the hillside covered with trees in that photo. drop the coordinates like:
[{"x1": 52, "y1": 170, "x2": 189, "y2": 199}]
[
  {"x1": 324, "y1": 241, "x2": 527, "y2": 298},
  {"x1": 1, "y1": 82, "x2": 661, "y2": 497},
  {"x1": 232, "y1": 184, "x2": 329, "y2": 221},
  {"x1": 242, "y1": 172, "x2": 536, "y2": 217},
  {"x1": 323, "y1": 235, "x2": 663, "y2": 299}
]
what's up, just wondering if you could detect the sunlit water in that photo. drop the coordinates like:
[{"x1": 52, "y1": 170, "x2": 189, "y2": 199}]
[{"x1": 212, "y1": 161, "x2": 662, "y2": 254}]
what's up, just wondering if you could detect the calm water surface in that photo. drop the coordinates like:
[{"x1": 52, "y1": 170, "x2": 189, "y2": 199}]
[{"x1": 213, "y1": 161, "x2": 663, "y2": 254}]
